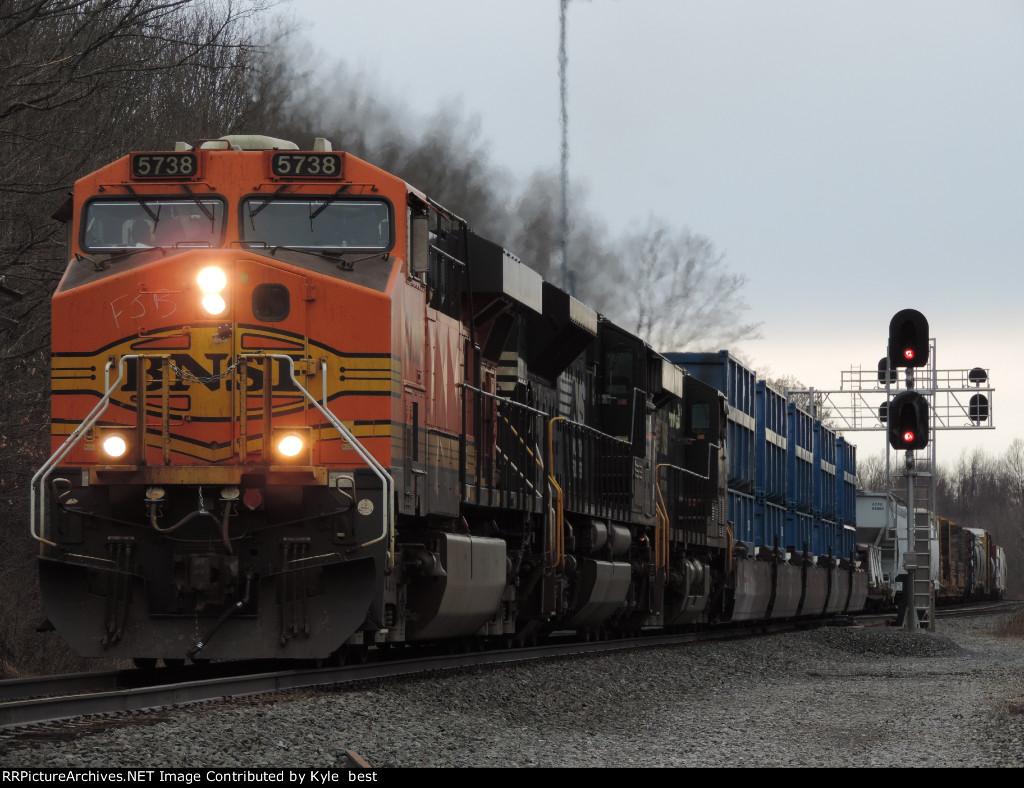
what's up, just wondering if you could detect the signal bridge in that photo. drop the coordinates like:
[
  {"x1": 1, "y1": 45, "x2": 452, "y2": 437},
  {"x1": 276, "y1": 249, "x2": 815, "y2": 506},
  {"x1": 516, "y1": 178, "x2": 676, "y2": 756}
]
[
  {"x1": 793, "y1": 359, "x2": 994, "y2": 435},
  {"x1": 788, "y1": 311, "x2": 993, "y2": 633}
]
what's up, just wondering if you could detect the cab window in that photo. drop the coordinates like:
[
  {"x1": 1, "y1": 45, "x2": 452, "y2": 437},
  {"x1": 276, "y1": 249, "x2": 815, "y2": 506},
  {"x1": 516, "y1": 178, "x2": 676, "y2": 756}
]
[
  {"x1": 82, "y1": 198, "x2": 224, "y2": 251},
  {"x1": 604, "y1": 349, "x2": 635, "y2": 397},
  {"x1": 241, "y1": 198, "x2": 391, "y2": 250},
  {"x1": 690, "y1": 403, "x2": 710, "y2": 435}
]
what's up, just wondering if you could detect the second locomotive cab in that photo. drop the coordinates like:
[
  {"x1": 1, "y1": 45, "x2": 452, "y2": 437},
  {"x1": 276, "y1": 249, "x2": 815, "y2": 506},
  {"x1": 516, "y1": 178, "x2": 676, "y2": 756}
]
[{"x1": 33, "y1": 135, "x2": 866, "y2": 665}]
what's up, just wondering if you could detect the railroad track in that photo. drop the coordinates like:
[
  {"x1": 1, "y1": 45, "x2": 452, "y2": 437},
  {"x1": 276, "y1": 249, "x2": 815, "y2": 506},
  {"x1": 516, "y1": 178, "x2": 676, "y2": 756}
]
[
  {"x1": 0, "y1": 620, "x2": 836, "y2": 732},
  {"x1": 851, "y1": 599, "x2": 1022, "y2": 628},
  {"x1": 7, "y1": 602, "x2": 1018, "y2": 735},
  {"x1": 935, "y1": 599, "x2": 1023, "y2": 619}
]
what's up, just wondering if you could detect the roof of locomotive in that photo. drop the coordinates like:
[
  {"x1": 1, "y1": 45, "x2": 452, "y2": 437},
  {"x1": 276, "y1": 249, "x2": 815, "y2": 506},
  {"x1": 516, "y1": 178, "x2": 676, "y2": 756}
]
[{"x1": 66, "y1": 134, "x2": 425, "y2": 198}]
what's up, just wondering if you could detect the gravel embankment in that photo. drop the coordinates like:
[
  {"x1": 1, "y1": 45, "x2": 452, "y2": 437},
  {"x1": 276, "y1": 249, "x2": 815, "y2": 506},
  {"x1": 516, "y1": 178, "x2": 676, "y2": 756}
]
[{"x1": 4, "y1": 611, "x2": 1024, "y2": 768}]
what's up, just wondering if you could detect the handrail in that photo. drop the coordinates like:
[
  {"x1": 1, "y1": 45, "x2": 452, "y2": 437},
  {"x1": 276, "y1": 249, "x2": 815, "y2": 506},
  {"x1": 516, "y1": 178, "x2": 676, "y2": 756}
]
[
  {"x1": 726, "y1": 524, "x2": 734, "y2": 574},
  {"x1": 459, "y1": 381, "x2": 547, "y2": 510},
  {"x1": 459, "y1": 383, "x2": 548, "y2": 418},
  {"x1": 654, "y1": 469, "x2": 671, "y2": 573},
  {"x1": 31, "y1": 354, "x2": 140, "y2": 545},
  {"x1": 494, "y1": 410, "x2": 546, "y2": 501},
  {"x1": 548, "y1": 414, "x2": 632, "y2": 522},
  {"x1": 255, "y1": 354, "x2": 394, "y2": 560},
  {"x1": 547, "y1": 417, "x2": 568, "y2": 572},
  {"x1": 654, "y1": 441, "x2": 723, "y2": 574},
  {"x1": 33, "y1": 352, "x2": 395, "y2": 569}
]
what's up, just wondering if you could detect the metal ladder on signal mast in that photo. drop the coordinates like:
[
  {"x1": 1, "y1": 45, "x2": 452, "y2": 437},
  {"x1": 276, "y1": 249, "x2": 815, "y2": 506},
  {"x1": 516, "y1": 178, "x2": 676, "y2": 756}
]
[{"x1": 899, "y1": 459, "x2": 935, "y2": 631}]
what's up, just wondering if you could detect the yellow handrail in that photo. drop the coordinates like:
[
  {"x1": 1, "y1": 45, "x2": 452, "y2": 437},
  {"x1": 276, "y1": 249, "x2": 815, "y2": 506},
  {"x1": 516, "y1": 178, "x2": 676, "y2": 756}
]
[
  {"x1": 547, "y1": 416, "x2": 567, "y2": 571},
  {"x1": 654, "y1": 465, "x2": 672, "y2": 573}
]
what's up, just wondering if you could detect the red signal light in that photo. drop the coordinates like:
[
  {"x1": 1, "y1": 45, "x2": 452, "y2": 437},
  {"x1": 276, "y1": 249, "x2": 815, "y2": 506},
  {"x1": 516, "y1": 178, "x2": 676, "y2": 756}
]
[
  {"x1": 888, "y1": 309, "x2": 929, "y2": 368},
  {"x1": 888, "y1": 390, "x2": 929, "y2": 450}
]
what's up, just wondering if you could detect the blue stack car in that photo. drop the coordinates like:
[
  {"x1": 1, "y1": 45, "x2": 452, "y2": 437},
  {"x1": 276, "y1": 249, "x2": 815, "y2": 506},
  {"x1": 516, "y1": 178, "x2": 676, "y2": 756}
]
[{"x1": 667, "y1": 350, "x2": 857, "y2": 564}]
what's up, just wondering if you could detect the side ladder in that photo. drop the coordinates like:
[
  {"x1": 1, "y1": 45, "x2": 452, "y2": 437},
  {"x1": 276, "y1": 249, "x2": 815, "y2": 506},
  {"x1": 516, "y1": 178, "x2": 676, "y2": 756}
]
[{"x1": 900, "y1": 463, "x2": 935, "y2": 631}]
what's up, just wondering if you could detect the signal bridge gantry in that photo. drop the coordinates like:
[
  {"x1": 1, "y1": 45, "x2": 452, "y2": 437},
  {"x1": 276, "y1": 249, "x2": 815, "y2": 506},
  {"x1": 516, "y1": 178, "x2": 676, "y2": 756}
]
[
  {"x1": 795, "y1": 361, "x2": 994, "y2": 436},
  {"x1": 787, "y1": 310, "x2": 993, "y2": 633}
]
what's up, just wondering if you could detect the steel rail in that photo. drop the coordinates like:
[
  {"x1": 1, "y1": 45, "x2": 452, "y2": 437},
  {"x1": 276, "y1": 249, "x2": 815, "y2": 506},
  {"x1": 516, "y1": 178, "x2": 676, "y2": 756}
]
[
  {"x1": 0, "y1": 623, "x2": 822, "y2": 730},
  {"x1": 10, "y1": 602, "x2": 1018, "y2": 731}
]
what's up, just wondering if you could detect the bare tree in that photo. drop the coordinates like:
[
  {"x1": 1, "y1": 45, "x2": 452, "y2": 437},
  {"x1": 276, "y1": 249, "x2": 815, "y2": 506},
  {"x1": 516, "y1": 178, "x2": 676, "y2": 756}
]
[
  {"x1": 0, "y1": 0, "x2": 270, "y2": 340},
  {"x1": 764, "y1": 373, "x2": 836, "y2": 429},
  {"x1": 998, "y1": 439, "x2": 1024, "y2": 593},
  {"x1": 1001, "y1": 439, "x2": 1024, "y2": 511},
  {"x1": 621, "y1": 217, "x2": 761, "y2": 352},
  {"x1": 0, "y1": 0, "x2": 274, "y2": 678},
  {"x1": 855, "y1": 453, "x2": 891, "y2": 493}
]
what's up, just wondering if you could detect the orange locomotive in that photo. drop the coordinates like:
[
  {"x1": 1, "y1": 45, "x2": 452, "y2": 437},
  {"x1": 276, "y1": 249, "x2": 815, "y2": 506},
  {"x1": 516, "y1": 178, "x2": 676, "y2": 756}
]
[
  {"x1": 36, "y1": 135, "x2": 727, "y2": 665},
  {"x1": 34, "y1": 135, "x2": 513, "y2": 663}
]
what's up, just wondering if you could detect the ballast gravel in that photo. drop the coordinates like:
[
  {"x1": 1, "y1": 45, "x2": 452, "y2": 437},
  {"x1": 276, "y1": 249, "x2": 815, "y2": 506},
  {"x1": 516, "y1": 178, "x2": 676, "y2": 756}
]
[{"x1": 4, "y1": 610, "x2": 1024, "y2": 768}]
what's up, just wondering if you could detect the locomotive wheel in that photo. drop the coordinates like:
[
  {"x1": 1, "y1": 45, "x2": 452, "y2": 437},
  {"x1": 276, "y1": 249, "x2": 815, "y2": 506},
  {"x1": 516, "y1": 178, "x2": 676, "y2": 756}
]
[
  {"x1": 345, "y1": 644, "x2": 369, "y2": 665},
  {"x1": 132, "y1": 657, "x2": 157, "y2": 670}
]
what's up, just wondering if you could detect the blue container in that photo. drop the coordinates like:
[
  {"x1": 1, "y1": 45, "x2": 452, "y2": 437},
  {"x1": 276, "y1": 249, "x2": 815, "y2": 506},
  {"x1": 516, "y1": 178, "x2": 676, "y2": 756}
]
[
  {"x1": 728, "y1": 488, "x2": 755, "y2": 549},
  {"x1": 786, "y1": 402, "x2": 814, "y2": 512},
  {"x1": 814, "y1": 421, "x2": 837, "y2": 520},
  {"x1": 667, "y1": 351, "x2": 756, "y2": 492},
  {"x1": 755, "y1": 499, "x2": 787, "y2": 550},
  {"x1": 786, "y1": 510, "x2": 814, "y2": 555},
  {"x1": 817, "y1": 517, "x2": 840, "y2": 558},
  {"x1": 755, "y1": 381, "x2": 787, "y2": 503},
  {"x1": 836, "y1": 437, "x2": 857, "y2": 527},
  {"x1": 841, "y1": 524, "x2": 857, "y2": 560},
  {"x1": 810, "y1": 516, "x2": 825, "y2": 555}
]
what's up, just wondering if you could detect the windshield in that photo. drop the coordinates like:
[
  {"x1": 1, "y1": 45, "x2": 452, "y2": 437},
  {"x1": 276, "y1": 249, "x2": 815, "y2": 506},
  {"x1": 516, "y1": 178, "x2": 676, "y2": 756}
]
[
  {"x1": 241, "y1": 198, "x2": 391, "y2": 250},
  {"x1": 82, "y1": 198, "x2": 224, "y2": 251}
]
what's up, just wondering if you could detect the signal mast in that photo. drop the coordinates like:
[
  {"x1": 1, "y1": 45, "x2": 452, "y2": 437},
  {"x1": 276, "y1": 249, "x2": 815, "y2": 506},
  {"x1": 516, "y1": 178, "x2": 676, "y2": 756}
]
[{"x1": 885, "y1": 310, "x2": 932, "y2": 630}]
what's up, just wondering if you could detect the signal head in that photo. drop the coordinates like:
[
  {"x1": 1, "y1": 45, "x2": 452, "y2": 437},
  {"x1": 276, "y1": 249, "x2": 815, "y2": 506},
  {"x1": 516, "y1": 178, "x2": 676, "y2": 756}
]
[
  {"x1": 887, "y1": 390, "x2": 930, "y2": 450},
  {"x1": 877, "y1": 357, "x2": 897, "y2": 385},
  {"x1": 887, "y1": 309, "x2": 929, "y2": 369},
  {"x1": 969, "y1": 393, "x2": 989, "y2": 424}
]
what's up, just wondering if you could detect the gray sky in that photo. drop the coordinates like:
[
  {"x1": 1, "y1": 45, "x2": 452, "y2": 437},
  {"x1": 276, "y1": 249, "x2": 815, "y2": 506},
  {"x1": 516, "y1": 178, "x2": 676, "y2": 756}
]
[{"x1": 287, "y1": 0, "x2": 1023, "y2": 462}]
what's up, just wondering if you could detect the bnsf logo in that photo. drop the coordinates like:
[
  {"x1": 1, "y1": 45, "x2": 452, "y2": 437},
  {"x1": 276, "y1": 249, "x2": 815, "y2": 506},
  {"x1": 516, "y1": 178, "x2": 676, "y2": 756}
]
[{"x1": 119, "y1": 354, "x2": 301, "y2": 394}]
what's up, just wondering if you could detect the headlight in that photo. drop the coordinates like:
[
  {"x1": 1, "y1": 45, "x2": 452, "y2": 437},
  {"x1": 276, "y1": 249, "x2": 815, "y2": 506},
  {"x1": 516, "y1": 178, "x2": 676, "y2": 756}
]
[
  {"x1": 201, "y1": 292, "x2": 227, "y2": 315},
  {"x1": 277, "y1": 433, "x2": 305, "y2": 458},
  {"x1": 197, "y1": 266, "x2": 227, "y2": 293},
  {"x1": 101, "y1": 434, "x2": 128, "y2": 459},
  {"x1": 96, "y1": 426, "x2": 137, "y2": 462},
  {"x1": 198, "y1": 266, "x2": 228, "y2": 316},
  {"x1": 272, "y1": 427, "x2": 312, "y2": 463}
]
